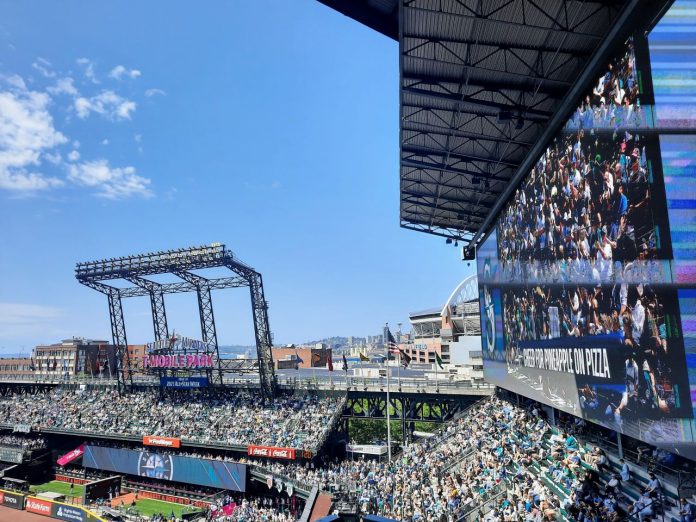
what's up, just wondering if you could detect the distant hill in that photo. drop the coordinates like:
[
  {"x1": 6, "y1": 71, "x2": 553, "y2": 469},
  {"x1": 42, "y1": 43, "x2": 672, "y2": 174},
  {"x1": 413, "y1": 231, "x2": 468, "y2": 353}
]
[{"x1": 218, "y1": 345, "x2": 255, "y2": 358}]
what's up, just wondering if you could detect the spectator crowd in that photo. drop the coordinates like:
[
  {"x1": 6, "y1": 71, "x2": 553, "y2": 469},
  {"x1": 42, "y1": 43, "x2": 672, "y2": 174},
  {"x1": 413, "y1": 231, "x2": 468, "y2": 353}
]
[
  {"x1": 0, "y1": 388, "x2": 342, "y2": 451},
  {"x1": 249, "y1": 396, "x2": 688, "y2": 522},
  {"x1": 0, "y1": 434, "x2": 46, "y2": 450},
  {"x1": 566, "y1": 38, "x2": 642, "y2": 130}
]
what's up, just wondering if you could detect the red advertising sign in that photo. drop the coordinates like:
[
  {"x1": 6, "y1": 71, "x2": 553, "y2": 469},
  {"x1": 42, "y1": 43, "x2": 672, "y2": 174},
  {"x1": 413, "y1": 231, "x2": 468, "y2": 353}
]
[
  {"x1": 247, "y1": 445, "x2": 296, "y2": 460},
  {"x1": 57, "y1": 444, "x2": 85, "y2": 466},
  {"x1": 26, "y1": 497, "x2": 53, "y2": 516},
  {"x1": 143, "y1": 436, "x2": 181, "y2": 448}
]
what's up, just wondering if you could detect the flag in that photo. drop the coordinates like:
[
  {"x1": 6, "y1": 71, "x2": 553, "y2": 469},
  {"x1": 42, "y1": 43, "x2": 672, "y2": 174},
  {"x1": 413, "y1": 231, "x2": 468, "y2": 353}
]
[
  {"x1": 295, "y1": 356, "x2": 304, "y2": 364},
  {"x1": 29, "y1": 358, "x2": 36, "y2": 372},
  {"x1": 398, "y1": 349, "x2": 412, "y2": 368},
  {"x1": 327, "y1": 354, "x2": 334, "y2": 372},
  {"x1": 386, "y1": 328, "x2": 399, "y2": 360},
  {"x1": 52, "y1": 358, "x2": 58, "y2": 371},
  {"x1": 359, "y1": 353, "x2": 370, "y2": 362},
  {"x1": 38, "y1": 359, "x2": 42, "y2": 371},
  {"x1": 435, "y1": 352, "x2": 444, "y2": 370},
  {"x1": 342, "y1": 354, "x2": 348, "y2": 372}
]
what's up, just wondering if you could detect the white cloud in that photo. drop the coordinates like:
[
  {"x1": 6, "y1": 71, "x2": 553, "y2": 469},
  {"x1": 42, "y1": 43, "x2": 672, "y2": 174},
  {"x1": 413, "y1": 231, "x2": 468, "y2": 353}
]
[
  {"x1": 76, "y1": 57, "x2": 98, "y2": 83},
  {"x1": 68, "y1": 159, "x2": 152, "y2": 199},
  {"x1": 0, "y1": 78, "x2": 66, "y2": 191},
  {"x1": 5, "y1": 74, "x2": 26, "y2": 90},
  {"x1": 109, "y1": 65, "x2": 141, "y2": 80},
  {"x1": 44, "y1": 152, "x2": 62, "y2": 165},
  {"x1": 101, "y1": 138, "x2": 109, "y2": 145},
  {"x1": 145, "y1": 88, "x2": 166, "y2": 97},
  {"x1": 67, "y1": 150, "x2": 80, "y2": 161},
  {"x1": 47, "y1": 77, "x2": 78, "y2": 97},
  {"x1": 32, "y1": 57, "x2": 56, "y2": 78},
  {"x1": 74, "y1": 90, "x2": 136, "y2": 121},
  {"x1": 73, "y1": 140, "x2": 80, "y2": 148},
  {"x1": 134, "y1": 133, "x2": 142, "y2": 143}
]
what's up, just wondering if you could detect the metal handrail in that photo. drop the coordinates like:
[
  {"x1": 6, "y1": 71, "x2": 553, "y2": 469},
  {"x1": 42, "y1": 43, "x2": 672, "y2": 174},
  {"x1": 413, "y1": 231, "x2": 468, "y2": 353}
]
[{"x1": 455, "y1": 482, "x2": 508, "y2": 522}]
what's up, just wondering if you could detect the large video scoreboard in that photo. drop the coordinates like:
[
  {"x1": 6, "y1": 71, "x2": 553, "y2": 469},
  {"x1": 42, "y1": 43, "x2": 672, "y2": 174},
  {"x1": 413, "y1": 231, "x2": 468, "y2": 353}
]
[{"x1": 477, "y1": 0, "x2": 696, "y2": 458}]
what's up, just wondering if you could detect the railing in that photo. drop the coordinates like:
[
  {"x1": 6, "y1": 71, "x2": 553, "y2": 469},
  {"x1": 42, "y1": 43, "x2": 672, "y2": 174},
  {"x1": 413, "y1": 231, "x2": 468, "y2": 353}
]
[
  {"x1": 442, "y1": 448, "x2": 476, "y2": 473},
  {"x1": 0, "y1": 372, "x2": 495, "y2": 394},
  {"x1": 455, "y1": 483, "x2": 508, "y2": 522},
  {"x1": 248, "y1": 464, "x2": 315, "y2": 497}
]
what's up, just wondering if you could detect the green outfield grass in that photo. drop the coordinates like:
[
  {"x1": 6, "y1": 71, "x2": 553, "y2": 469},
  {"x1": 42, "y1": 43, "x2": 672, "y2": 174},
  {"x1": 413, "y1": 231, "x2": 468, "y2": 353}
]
[
  {"x1": 114, "y1": 498, "x2": 202, "y2": 519},
  {"x1": 30, "y1": 480, "x2": 85, "y2": 498}
]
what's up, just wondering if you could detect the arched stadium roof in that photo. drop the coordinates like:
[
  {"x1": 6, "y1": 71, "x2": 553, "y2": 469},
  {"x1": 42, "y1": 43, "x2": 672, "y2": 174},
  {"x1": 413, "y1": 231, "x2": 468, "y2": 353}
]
[{"x1": 318, "y1": 0, "x2": 673, "y2": 251}]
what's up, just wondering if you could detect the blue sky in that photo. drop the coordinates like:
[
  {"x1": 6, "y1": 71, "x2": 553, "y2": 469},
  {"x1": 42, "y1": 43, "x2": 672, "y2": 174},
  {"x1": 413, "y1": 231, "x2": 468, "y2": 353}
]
[{"x1": 0, "y1": 0, "x2": 473, "y2": 353}]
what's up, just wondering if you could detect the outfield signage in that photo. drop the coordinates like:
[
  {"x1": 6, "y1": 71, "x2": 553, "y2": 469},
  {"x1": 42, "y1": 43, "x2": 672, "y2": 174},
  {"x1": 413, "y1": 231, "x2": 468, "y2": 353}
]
[
  {"x1": 25, "y1": 496, "x2": 106, "y2": 522},
  {"x1": 26, "y1": 497, "x2": 53, "y2": 516},
  {"x1": 247, "y1": 445, "x2": 296, "y2": 460},
  {"x1": 53, "y1": 504, "x2": 86, "y2": 522},
  {"x1": 159, "y1": 376, "x2": 209, "y2": 389},
  {"x1": 57, "y1": 444, "x2": 85, "y2": 466},
  {"x1": 143, "y1": 435, "x2": 181, "y2": 448},
  {"x1": 0, "y1": 489, "x2": 25, "y2": 510}
]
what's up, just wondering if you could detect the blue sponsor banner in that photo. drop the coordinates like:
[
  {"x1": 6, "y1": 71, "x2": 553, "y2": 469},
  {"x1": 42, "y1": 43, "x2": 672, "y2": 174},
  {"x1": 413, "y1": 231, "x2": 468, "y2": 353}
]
[
  {"x1": 82, "y1": 445, "x2": 246, "y2": 492},
  {"x1": 159, "y1": 376, "x2": 209, "y2": 388},
  {"x1": 52, "y1": 504, "x2": 86, "y2": 522}
]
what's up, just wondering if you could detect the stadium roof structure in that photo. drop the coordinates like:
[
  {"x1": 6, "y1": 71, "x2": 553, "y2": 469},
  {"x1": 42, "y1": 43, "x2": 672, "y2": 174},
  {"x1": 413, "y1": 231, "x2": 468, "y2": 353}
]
[{"x1": 320, "y1": 0, "x2": 674, "y2": 251}]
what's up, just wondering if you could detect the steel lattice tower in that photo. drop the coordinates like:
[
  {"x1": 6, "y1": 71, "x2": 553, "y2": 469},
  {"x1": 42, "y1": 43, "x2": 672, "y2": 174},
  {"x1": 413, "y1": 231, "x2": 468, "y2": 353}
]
[{"x1": 75, "y1": 244, "x2": 276, "y2": 399}]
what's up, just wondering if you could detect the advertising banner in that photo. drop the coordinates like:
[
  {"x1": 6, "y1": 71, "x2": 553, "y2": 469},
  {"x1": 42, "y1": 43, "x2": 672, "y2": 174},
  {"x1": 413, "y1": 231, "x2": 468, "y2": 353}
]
[
  {"x1": 52, "y1": 503, "x2": 86, "y2": 522},
  {"x1": 26, "y1": 497, "x2": 52, "y2": 516},
  {"x1": 0, "y1": 489, "x2": 25, "y2": 510},
  {"x1": 82, "y1": 445, "x2": 246, "y2": 492},
  {"x1": 57, "y1": 444, "x2": 86, "y2": 466},
  {"x1": 159, "y1": 376, "x2": 209, "y2": 389},
  {"x1": 247, "y1": 446, "x2": 296, "y2": 460},
  {"x1": 143, "y1": 436, "x2": 181, "y2": 448}
]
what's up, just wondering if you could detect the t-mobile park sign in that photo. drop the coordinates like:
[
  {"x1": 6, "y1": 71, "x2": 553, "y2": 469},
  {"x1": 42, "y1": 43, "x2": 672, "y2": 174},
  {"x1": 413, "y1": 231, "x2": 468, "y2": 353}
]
[{"x1": 143, "y1": 354, "x2": 215, "y2": 369}]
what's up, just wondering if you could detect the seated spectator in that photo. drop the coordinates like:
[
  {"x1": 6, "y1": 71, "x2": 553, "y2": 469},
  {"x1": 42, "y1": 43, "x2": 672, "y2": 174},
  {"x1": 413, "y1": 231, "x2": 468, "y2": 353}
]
[
  {"x1": 680, "y1": 497, "x2": 696, "y2": 522},
  {"x1": 605, "y1": 474, "x2": 621, "y2": 495}
]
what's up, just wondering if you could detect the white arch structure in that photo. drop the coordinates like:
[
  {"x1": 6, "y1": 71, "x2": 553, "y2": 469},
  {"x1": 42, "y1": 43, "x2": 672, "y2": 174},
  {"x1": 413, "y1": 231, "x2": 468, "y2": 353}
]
[{"x1": 441, "y1": 275, "x2": 478, "y2": 317}]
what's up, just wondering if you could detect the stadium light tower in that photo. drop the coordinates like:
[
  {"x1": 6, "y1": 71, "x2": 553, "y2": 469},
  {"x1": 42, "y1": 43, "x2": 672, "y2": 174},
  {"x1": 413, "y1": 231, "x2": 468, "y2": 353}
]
[{"x1": 75, "y1": 243, "x2": 276, "y2": 399}]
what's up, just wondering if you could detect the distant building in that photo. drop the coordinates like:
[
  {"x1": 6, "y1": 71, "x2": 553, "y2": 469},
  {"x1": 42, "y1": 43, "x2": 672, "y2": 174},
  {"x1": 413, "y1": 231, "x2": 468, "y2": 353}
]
[
  {"x1": 399, "y1": 276, "x2": 483, "y2": 381},
  {"x1": 124, "y1": 344, "x2": 148, "y2": 374},
  {"x1": 0, "y1": 358, "x2": 33, "y2": 378},
  {"x1": 34, "y1": 338, "x2": 117, "y2": 378},
  {"x1": 271, "y1": 346, "x2": 332, "y2": 369}
]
